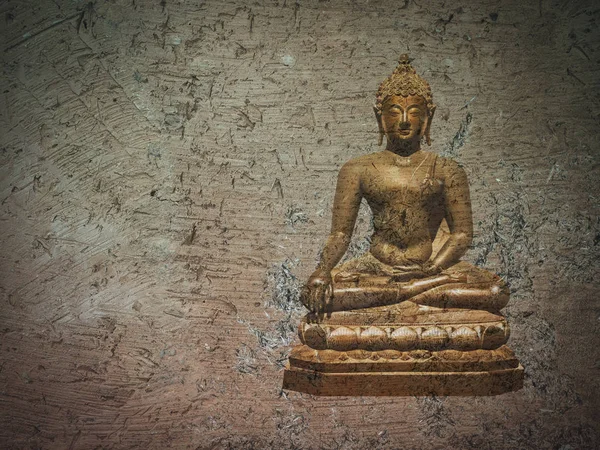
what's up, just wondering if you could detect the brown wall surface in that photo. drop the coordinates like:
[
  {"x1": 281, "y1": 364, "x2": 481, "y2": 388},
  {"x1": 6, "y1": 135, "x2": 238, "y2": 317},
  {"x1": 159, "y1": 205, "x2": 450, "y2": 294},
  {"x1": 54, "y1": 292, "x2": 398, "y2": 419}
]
[{"x1": 0, "y1": 0, "x2": 598, "y2": 448}]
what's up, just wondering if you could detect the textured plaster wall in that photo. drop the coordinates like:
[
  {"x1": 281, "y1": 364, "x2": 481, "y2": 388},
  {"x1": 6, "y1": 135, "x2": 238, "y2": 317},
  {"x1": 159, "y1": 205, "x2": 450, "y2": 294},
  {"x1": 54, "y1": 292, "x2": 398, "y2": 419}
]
[{"x1": 0, "y1": 0, "x2": 598, "y2": 448}]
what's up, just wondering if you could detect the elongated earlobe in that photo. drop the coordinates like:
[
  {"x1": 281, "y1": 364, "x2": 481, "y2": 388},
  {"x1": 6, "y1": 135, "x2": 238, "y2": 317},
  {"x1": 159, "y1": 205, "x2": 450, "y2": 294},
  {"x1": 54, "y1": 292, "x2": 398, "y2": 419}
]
[
  {"x1": 424, "y1": 106, "x2": 436, "y2": 146},
  {"x1": 373, "y1": 106, "x2": 384, "y2": 146}
]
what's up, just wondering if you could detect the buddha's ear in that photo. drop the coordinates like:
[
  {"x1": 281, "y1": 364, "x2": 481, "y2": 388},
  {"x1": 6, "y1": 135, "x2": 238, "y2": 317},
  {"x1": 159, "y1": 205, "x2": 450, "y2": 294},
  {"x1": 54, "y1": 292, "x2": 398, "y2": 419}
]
[
  {"x1": 373, "y1": 106, "x2": 384, "y2": 146},
  {"x1": 422, "y1": 105, "x2": 436, "y2": 146}
]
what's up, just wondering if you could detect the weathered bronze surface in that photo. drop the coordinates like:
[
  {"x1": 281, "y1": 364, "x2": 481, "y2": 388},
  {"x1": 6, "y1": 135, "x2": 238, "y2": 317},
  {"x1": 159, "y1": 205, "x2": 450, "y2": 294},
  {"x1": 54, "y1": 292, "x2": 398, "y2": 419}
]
[{"x1": 283, "y1": 55, "x2": 524, "y2": 396}]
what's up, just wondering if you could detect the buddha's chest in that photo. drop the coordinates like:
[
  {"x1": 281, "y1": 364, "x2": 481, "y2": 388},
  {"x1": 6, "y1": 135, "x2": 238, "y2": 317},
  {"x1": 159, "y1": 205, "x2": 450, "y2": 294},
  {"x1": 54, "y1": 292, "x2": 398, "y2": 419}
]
[{"x1": 361, "y1": 164, "x2": 444, "y2": 207}]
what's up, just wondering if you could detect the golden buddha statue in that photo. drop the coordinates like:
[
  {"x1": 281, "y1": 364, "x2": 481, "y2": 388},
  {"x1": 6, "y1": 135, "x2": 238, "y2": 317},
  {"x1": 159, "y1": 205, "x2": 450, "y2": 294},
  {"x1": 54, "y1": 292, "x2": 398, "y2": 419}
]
[{"x1": 283, "y1": 55, "x2": 523, "y2": 396}]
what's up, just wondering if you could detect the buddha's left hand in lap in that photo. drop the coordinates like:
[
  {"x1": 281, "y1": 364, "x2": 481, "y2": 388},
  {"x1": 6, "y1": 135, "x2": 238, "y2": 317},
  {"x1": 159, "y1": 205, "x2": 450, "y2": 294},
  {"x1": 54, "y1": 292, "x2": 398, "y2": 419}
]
[{"x1": 389, "y1": 261, "x2": 442, "y2": 281}]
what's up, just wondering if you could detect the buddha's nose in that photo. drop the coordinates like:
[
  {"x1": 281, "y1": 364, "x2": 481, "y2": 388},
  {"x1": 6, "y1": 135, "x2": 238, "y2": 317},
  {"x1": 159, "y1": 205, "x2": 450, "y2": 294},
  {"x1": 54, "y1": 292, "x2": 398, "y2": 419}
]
[{"x1": 399, "y1": 111, "x2": 410, "y2": 128}]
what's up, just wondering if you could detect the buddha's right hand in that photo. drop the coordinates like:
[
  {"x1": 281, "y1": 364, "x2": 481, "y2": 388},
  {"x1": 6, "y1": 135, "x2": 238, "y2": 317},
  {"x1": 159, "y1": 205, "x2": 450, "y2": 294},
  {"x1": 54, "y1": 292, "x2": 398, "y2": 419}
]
[{"x1": 301, "y1": 269, "x2": 333, "y2": 318}]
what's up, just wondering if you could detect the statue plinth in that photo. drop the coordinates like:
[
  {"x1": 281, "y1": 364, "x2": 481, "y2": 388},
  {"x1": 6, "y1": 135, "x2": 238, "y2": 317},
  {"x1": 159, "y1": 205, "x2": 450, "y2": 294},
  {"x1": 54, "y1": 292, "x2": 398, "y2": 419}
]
[
  {"x1": 283, "y1": 346, "x2": 524, "y2": 396},
  {"x1": 283, "y1": 301, "x2": 524, "y2": 396}
]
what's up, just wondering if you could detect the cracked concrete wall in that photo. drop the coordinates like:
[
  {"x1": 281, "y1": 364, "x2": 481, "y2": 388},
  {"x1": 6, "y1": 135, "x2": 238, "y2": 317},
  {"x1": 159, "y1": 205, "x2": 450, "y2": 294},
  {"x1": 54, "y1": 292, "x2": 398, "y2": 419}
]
[{"x1": 0, "y1": 0, "x2": 598, "y2": 448}]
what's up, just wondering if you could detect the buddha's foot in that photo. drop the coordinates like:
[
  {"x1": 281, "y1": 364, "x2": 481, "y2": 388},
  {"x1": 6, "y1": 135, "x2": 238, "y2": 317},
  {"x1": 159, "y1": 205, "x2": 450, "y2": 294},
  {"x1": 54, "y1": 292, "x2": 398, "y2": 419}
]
[
  {"x1": 334, "y1": 272, "x2": 361, "y2": 283},
  {"x1": 447, "y1": 272, "x2": 468, "y2": 283}
]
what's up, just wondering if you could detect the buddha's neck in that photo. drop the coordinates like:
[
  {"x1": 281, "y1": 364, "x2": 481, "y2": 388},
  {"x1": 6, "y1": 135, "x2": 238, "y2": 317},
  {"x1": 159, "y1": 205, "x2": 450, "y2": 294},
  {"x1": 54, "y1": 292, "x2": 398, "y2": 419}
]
[{"x1": 385, "y1": 139, "x2": 421, "y2": 157}]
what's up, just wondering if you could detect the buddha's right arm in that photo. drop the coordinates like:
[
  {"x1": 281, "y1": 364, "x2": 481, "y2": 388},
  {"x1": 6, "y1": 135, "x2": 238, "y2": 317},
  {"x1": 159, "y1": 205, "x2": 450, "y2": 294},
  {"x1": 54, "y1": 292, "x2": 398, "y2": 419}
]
[
  {"x1": 316, "y1": 232, "x2": 353, "y2": 272},
  {"x1": 315, "y1": 161, "x2": 363, "y2": 272}
]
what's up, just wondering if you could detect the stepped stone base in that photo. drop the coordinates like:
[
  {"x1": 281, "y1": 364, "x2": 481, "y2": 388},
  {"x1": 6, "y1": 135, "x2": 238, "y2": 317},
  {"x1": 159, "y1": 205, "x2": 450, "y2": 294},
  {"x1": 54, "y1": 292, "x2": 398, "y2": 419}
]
[{"x1": 283, "y1": 344, "x2": 524, "y2": 396}]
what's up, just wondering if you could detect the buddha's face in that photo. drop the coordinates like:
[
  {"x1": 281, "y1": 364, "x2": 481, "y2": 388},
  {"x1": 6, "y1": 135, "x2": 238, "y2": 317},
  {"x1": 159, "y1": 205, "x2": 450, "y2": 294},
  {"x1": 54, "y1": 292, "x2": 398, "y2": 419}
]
[{"x1": 380, "y1": 95, "x2": 428, "y2": 144}]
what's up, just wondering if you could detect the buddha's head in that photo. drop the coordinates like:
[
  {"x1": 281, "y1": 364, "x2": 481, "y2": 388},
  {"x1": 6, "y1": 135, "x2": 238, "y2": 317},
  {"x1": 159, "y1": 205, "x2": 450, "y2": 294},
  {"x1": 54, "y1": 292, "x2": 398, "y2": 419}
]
[{"x1": 374, "y1": 55, "x2": 436, "y2": 147}]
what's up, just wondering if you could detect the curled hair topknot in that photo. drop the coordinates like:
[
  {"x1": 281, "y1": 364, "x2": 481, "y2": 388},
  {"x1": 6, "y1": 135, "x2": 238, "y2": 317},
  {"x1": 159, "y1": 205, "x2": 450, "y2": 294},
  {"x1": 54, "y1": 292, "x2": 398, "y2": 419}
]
[{"x1": 375, "y1": 54, "x2": 434, "y2": 115}]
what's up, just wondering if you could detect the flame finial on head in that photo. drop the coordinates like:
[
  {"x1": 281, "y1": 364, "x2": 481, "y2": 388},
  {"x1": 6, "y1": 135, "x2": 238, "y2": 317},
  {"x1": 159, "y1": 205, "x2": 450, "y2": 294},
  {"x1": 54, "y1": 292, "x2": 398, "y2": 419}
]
[
  {"x1": 375, "y1": 54, "x2": 434, "y2": 116},
  {"x1": 398, "y1": 53, "x2": 411, "y2": 65}
]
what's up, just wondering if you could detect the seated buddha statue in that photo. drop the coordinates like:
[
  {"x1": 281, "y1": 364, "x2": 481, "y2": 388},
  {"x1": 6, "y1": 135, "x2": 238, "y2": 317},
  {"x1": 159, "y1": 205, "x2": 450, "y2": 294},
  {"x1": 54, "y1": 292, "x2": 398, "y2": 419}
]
[
  {"x1": 283, "y1": 55, "x2": 523, "y2": 396},
  {"x1": 301, "y1": 54, "x2": 508, "y2": 318}
]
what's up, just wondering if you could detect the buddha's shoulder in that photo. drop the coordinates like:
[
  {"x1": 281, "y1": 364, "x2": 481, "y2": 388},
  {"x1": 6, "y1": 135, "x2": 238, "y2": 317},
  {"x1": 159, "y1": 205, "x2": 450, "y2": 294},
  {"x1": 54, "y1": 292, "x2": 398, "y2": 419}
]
[
  {"x1": 339, "y1": 153, "x2": 379, "y2": 172},
  {"x1": 435, "y1": 155, "x2": 469, "y2": 182}
]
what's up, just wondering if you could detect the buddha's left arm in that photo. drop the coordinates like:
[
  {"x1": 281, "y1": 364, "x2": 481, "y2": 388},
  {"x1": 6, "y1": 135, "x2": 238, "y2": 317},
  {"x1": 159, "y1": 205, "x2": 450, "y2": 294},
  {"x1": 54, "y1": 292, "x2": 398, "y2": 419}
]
[{"x1": 430, "y1": 159, "x2": 474, "y2": 270}]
